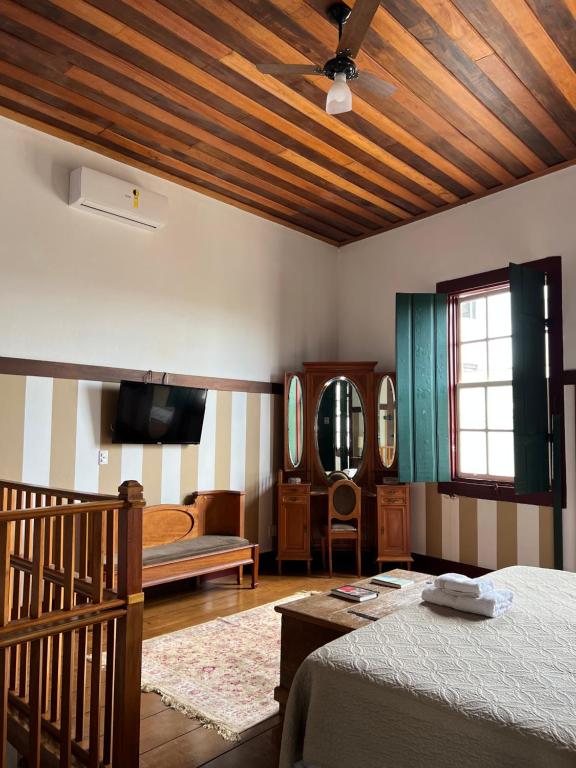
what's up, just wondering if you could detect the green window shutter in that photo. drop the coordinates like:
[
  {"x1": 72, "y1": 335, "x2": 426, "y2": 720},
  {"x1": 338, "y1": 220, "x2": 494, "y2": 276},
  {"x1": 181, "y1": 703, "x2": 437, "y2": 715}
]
[
  {"x1": 396, "y1": 294, "x2": 450, "y2": 483},
  {"x1": 510, "y1": 263, "x2": 550, "y2": 495}
]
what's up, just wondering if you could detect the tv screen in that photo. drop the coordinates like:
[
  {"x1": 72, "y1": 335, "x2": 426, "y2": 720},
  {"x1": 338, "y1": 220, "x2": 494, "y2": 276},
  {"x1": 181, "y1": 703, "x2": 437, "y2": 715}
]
[{"x1": 113, "y1": 381, "x2": 207, "y2": 445}]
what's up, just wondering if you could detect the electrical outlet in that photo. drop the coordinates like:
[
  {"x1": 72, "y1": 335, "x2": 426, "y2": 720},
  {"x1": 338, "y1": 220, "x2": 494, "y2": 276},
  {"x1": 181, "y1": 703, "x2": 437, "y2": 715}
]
[{"x1": 98, "y1": 450, "x2": 109, "y2": 466}]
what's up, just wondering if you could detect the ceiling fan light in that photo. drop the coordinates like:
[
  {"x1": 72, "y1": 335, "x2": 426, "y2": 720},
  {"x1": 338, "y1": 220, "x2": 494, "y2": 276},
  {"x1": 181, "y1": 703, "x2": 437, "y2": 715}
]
[{"x1": 326, "y1": 72, "x2": 352, "y2": 115}]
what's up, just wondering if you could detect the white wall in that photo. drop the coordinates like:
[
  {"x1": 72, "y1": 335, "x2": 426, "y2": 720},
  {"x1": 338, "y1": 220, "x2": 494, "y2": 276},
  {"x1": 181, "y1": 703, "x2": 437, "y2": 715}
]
[
  {"x1": 337, "y1": 165, "x2": 576, "y2": 369},
  {"x1": 0, "y1": 116, "x2": 337, "y2": 381}
]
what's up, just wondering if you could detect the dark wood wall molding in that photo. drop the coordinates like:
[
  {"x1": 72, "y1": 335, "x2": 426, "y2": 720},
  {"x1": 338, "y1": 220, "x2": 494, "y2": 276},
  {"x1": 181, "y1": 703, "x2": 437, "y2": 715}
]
[{"x1": 0, "y1": 355, "x2": 283, "y2": 395}]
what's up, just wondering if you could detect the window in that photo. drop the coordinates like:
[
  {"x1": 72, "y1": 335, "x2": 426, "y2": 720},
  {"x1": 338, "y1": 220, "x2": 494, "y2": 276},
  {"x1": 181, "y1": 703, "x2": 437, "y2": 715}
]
[
  {"x1": 455, "y1": 287, "x2": 515, "y2": 481},
  {"x1": 436, "y1": 256, "x2": 564, "y2": 506}
]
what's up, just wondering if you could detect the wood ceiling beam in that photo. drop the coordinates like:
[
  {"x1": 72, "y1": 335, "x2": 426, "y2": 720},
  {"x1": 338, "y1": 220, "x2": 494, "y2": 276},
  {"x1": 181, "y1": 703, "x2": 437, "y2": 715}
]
[
  {"x1": 453, "y1": 0, "x2": 576, "y2": 143},
  {"x1": 0, "y1": 3, "x2": 397, "y2": 229},
  {"x1": 303, "y1": 0, "x2": 521, "y2": 187},
  {"x1": 524, "y1": 0, "x2": 576, "y2": 68},
  {"x1": 79, "y1": 0, "x2": 459, "y2": 204},
  {"x1": 381, "y1": 0, "x2": 565, "y2": 167},
  {"x1": 367, "y1": 6, "x2": 548, "y2": 175},
  {"x1": 12, "y1": 0, "x2": 429, "y2": 219},
  {"x1": 396, "y1": 0, "x2": 574, "y2": 159},
  {"x1": 0, "y1": 0, "x2": 572, "y2": 243}
]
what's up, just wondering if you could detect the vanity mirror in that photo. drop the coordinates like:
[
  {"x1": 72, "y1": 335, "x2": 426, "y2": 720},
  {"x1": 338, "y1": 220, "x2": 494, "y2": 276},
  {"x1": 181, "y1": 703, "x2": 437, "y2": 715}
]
[
  {"x1": 286, "y1": 374, "x2": 304, "y2": 468},
  {"x1": 377, "y1": 375, "x2": 397, "y2": 469},
  {"x1": 316, "y1": 377, "x2": 366, "y2": 478}
]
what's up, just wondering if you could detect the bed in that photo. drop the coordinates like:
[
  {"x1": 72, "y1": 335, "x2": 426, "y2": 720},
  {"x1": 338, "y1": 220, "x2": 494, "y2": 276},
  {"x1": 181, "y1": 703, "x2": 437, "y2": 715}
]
[{"x1": 279, "y1": 566, "x2": 576, "y2": 768}]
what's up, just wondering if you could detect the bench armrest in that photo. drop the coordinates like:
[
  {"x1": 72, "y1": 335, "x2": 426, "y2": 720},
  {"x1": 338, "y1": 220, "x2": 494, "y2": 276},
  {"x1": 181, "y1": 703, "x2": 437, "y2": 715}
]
[{"x1": 195, "y1": 491, "x2": 246, "y2": 538}]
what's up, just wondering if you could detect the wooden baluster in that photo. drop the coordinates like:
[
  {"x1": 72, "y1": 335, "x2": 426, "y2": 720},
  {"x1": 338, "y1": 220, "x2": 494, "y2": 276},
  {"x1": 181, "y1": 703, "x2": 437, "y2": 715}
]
[
  {"x1": 50, "y1": 501, "x2": 64, "y2": 723},
  {"x1": 8, "y1": 489, "x2": 20, "y2": 692},
  {"x1": 18, "y1": 501, "x2": 33, "y2": 699},
  {"x1": 0, "y1": 518, "x2": 12, "y2": 768},
  {"x1": 60, "y1": 514, "x2": 75, "y2": 768},
  {"x1": 103, "y1": 508, "x2": 116, "y2": 765},
  {"x1": 28, "y1": 516, "x2": 46, "y2": 768},
  {"x1": 41, "y1": 500, "x2": 53, "y2": 714},
  {"x1": 89, "y1": 509, "x2": 104, "y2": 768},
  {"x1": 113, "y1": 482, "x2": 144, "y2": 768},
  {"x1": 75, "y1": 512, "x2": 89, "y2": 743}
]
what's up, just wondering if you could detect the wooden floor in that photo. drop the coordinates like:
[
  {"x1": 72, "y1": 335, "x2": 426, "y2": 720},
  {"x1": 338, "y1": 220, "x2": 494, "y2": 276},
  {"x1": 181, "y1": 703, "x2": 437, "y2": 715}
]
[{"x1": 139, "y1": 569, "x2": 346, "y2": 768}]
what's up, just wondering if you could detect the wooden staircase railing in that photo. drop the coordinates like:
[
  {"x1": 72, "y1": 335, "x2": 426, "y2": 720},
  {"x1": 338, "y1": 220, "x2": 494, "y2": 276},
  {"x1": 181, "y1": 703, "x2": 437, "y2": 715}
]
[{"x1": 0, "y1": 479, "x2": 145, "y2": 768}]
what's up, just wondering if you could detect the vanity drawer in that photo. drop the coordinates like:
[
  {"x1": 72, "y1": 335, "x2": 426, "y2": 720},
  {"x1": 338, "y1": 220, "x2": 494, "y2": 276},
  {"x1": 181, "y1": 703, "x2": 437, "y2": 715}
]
[
  {"x1": 279, "y1": 484, "x2": 310, "y2": 505},
  {"x1": 377, "y1": 485, "x2": 409, "y2": 506}
]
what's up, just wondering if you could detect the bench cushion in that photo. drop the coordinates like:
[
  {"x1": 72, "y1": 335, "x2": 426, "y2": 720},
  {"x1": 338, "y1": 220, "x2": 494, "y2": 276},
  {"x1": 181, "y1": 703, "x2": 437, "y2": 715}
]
[{"x1": 143, "y1": 535, "x2": 251, "y2": 567}]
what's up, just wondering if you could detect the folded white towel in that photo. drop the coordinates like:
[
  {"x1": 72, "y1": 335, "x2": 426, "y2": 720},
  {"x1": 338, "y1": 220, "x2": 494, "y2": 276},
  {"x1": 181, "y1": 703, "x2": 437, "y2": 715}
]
[
  {"x1": 435, "y1": 572, "x2": 495, "y2": 598},
  {"x1": 422, "y1": 584, "x2": 514, "y2": 618}
]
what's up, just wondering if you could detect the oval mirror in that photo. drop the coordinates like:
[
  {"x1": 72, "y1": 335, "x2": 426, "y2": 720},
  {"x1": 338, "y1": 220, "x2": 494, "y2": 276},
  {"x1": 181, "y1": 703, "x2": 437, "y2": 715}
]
[
  {"x1": 316, "y1": 377, "x2": 365, "y2": 478},
  {"x1": 287, "y1": 375, "x2": 304, "y2": 467},
  {"x1": 377, "y1": 375, "x2": 397, "y2": 469}
]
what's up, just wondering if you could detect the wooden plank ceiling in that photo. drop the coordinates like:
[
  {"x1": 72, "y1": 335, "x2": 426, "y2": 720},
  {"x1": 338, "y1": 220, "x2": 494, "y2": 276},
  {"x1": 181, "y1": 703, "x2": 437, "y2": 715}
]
[{"x1": 0, "y1": 0, "x2": 574, "y2": 245}]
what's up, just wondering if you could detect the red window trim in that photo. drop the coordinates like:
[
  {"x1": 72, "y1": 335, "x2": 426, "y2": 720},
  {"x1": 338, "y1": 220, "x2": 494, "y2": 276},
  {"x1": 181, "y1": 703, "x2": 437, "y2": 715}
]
[{"x1": 436, "y1": 256, "x2": 564, "y2": 507}]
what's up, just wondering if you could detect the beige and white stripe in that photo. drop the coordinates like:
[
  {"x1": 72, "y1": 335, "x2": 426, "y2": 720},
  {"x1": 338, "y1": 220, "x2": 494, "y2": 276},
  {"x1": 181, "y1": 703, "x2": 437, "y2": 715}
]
[{"x1": 0, "y1": 374, "x2": 280, "y2": 551}]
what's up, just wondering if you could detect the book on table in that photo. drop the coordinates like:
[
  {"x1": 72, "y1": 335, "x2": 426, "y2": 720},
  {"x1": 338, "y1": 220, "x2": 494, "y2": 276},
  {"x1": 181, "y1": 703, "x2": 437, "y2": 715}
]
[
  {"x1": 330, "y1": 585, "x2": 379, "y2": 602},
  {"x1": 370, "y1": 574, "x2": 414, "y2": 589}
]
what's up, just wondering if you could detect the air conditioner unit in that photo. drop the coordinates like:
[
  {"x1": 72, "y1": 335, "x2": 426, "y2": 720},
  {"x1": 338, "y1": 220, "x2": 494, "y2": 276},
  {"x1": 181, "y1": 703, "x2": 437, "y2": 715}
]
[{"x1": 69, "y1": 167, "x2": 168, "y2": 231}]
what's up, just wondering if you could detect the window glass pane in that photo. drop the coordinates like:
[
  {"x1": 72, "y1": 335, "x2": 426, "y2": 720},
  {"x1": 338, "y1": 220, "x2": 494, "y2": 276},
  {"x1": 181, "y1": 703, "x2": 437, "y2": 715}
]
[
  {"x1": 459, "y1": 431, "x2": 487, "y2": 475},
  {"x1": 488, "y1": 432, "x2": 514, "y2": 478},
  {"x1": 460, "y1": 341, "x2": 487, "y2": 382},
  {"x1": 487, "y1": 292, "x2": 511, "y2": 338},
  {"x1": 487, "y1": 386, "x2": 513, "y2": 430},
  {"x1": 458, "y1": 387, "x2": 486, "y2": 429},
  {"x1": 459, "y1": 296, "x2": 486, "y2": 342},
  {"x1": 488, "y1": 337, "x2": 512, "y2": 381}
]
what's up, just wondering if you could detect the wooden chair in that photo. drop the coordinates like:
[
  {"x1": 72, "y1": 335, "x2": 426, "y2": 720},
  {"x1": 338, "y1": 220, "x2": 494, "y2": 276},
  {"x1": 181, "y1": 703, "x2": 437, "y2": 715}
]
[{"x1": 321, "y1": 479, "x2": 362, "y2": 577}]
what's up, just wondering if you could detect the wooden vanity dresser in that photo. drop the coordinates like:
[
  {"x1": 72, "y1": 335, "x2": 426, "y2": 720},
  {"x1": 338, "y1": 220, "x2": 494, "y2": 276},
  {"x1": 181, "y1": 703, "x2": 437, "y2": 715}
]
[{"x1": 277, "y1": 362, "x2": 412, "y2": 573}]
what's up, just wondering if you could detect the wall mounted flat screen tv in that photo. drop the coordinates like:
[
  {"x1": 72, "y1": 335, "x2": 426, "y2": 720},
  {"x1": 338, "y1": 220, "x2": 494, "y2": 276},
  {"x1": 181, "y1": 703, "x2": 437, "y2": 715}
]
[{"x1": 113, "y1": 381, "x2": 207, "y2": 445}]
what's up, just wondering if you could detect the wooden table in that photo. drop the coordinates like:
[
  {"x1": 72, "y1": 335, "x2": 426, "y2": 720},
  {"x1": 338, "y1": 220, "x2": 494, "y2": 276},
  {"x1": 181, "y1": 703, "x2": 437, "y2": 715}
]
[{"x1": 274, "y1": 569, "x2": 431, "y2": 711}]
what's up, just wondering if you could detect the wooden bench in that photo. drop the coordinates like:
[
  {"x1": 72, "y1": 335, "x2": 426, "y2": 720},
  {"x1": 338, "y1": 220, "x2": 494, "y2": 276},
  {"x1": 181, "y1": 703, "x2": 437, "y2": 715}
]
[{"x1": 142, "y1": 491, "x2": 259, "y2": 589}]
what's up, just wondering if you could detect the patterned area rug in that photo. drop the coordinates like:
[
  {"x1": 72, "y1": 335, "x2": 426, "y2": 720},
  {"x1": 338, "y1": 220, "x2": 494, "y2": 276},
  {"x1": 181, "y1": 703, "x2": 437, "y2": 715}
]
[{"x1": 141, "y1": 593, "x2": 313, "y2": 741}]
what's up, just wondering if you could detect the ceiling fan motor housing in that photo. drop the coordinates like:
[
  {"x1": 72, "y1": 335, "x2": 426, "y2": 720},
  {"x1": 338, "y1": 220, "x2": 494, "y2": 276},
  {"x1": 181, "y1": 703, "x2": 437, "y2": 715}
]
[{"x1": 323, "y1": 53, "x2": 358, "y2": 81}]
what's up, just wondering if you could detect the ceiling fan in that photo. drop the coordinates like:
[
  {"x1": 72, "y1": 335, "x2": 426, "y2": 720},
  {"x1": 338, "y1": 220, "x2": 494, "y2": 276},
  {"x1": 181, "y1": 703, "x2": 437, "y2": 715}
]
[{"x1": 256, "y1": 1, "x2": 395, "y2": 116}]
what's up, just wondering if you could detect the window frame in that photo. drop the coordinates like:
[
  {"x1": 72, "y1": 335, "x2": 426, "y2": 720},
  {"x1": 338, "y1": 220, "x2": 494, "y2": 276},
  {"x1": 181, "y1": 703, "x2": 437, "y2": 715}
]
[{"x1": 437, "y1": 256, "x2": 564, "y2": 506}]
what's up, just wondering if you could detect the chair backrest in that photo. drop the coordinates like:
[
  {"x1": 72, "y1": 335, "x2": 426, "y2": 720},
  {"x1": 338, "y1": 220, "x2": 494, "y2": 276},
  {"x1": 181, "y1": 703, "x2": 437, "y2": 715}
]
[
  {"x1": 328, "y1": 479, "x2": 361, "y2": 523},
  {"x1": 326, "y1": 470, "x2": 349, "y2": 486}
]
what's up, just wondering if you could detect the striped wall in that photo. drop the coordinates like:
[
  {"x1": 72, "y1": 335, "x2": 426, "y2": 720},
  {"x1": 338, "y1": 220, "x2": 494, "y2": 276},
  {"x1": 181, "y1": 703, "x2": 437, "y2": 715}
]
[
  {"x1": 0, "y1": 374, "x2": 281, "y2": 551},
  {"x1": 411, "y1": 386, "x2": 576, "y2": 572}
]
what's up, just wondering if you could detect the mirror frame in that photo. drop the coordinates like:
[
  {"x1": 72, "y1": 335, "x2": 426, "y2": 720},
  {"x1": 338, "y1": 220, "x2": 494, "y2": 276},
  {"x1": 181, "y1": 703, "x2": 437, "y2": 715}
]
[
  {"x1": 375, "y1": 373, "x2": 397, "y2": 471},
  {"x1": 314, "y1": 376, "x2": 367, "y2": 481},
  {"x1": 284, "y1": 373, "x2": 304, "y2": 470}
]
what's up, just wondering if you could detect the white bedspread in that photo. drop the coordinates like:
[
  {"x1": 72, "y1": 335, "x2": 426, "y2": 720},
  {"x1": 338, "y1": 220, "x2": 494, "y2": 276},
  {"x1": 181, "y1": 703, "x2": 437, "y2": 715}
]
[{"x1": 279, "y1": 566, "x2": 576, "y2": 768}]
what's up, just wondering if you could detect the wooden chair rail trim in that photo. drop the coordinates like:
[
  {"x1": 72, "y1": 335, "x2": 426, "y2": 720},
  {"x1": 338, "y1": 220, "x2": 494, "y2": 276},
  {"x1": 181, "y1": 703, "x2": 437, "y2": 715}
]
[
  {"x1": 0, "y1": 499, "x2": 130, "y2": 522},
  {"x1": 0, "y1": 607, "x2": 127, "y2": 650},
  {"x1": 0, "y1": 355, "x2": 283, "y2": 396},
  {"x1": 0, "y1": 598, "x2": 126, "y2": 641}
]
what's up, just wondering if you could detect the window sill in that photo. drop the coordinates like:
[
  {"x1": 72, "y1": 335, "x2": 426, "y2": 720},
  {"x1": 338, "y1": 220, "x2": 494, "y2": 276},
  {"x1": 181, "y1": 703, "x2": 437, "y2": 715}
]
[{"x1": 437, "y1": 480, "x2": 552, "y2": 507}]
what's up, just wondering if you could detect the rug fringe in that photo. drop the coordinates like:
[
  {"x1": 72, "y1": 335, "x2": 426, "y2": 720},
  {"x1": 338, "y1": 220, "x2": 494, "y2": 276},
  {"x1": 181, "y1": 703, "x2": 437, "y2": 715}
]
[{"x1": 140, "y1": 683, "x2": 241, "y2": 742}]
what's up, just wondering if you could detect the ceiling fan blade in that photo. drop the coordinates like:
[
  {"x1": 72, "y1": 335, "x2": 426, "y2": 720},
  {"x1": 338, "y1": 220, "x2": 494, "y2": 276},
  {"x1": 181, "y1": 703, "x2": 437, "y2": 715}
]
[
  {"x1": 338, "y1": 0, "x2": 381, "y2": 58},
  {"x1": 354, "y1": 71, "x2": 397, "y2": 99},
  {"x1": 256, "y1": 63, "x2": 324, "y2": 75}
]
